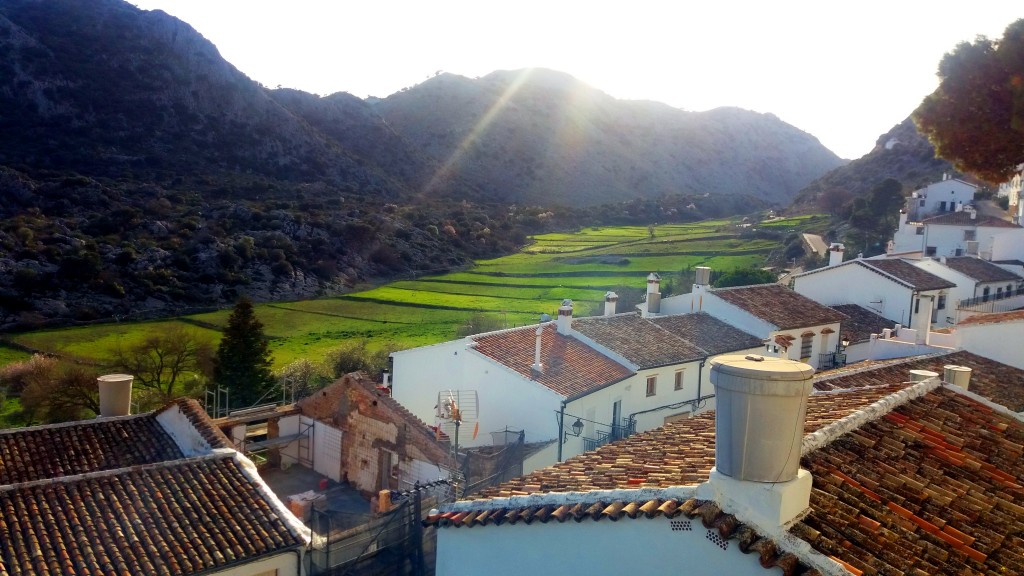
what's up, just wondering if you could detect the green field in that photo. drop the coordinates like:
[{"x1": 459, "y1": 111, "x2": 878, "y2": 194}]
[{"x1": 1, "y1": 215, "x2": 826, "y2": 370}]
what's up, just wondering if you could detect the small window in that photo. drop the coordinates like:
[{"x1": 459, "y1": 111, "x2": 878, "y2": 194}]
[
  {"x1": 800, "y1": 333, "x2": 813, "y2": 359},
  {"x1": 964, "y1": 230, "x2": 976, "y2": 241},
  {"x1": 915, "y1": 227, "x2": 924, "y2": 235},
  {"x1": 997, "y1": 287, "x2": 1004, "y2": 299},
  {"x1": 674, "y1": 370, "x2": 684, "y2": 391},
  {"x1": 915, "y1": 298, "x2": 921, "y2": 314},
  {"x1": 925, "y1": 246, "x2": 937, "y2": 256},
  {"x1": 936, "y1": 295, "x2": 946, "y2": 310},
  {"x1": 646, "y1": 376, "x2": 657, "y2": 397},
  {"x1": 954, "y1": 248, "x2": 963, "y2": 256},
  {"x1": 983, "y1": 287, "x2": 991, "y2": 302}
]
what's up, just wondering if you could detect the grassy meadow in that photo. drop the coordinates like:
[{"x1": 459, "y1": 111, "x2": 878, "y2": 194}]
[{"x1": 1, "y1": 215, "x2": 826, "y2": 370}]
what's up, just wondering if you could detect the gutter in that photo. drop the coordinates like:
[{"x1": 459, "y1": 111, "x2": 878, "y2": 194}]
[{"x1": 557, "y1": 399, "x2": 567, "y2": 462}]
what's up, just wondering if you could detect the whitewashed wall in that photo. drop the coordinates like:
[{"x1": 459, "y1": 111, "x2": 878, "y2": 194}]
[
  {"x1": 794, "y1": 263, "x2": 915, "y2": 326},
  {"x1": 208, "y1": 552, "x2": 299, "y2": 576},
  {"x1": 436, "y1": 515, "x2": 776, "y2": 576},
  {"x1": 956, "y1": 321, "x2": 1024, "y2": 370}
]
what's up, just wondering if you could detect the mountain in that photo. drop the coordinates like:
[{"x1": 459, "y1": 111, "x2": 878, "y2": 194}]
[
  {"x1": 789, "y1": 118, "x2": 957, "y2": 213},
  {"x1": 0, "y1": 0, "x2": 846, "y2": 328},
  {"x1": 372, "y1": 68, "x2": 845, "y2": 206}
]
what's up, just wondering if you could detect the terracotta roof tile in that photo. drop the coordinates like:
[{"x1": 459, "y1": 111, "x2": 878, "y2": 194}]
[
  {"x1": 711, "y1": 284, "x2": 847, "y2": 330},
  {"x1": 0, "y1": 415, "x2": 183, "y2": 484},
  {"x1": 958, "y1": 309, "x2": 1024, "y2": 327},
  {"x1": 940, "y1": 256, "x2": 1023, "y2": 283},
  {"x1": 830, "y1": 304, "x2": 896, "y2": 344},
  {"x1": 814, "y1": 350, "x2": 1024, "y2": 412},
  {"x1": 923, "y1": 212, "x2": 1021, "y2": 228},
  {"x1": 649, "y1": 312, "x2": 763, "y2": 356},
  {"x1": 793, "y1": 387, "x2": 1024, "y2": 576},
  {"x1": 0, "y1": 455, "x2": 305, "y2": 575},
  {"x1": 572, "y1": 314, "x2": 705, "y2": 368},
  {"x1": 861, "y1": 258, "x2": 957, "y2": 291},
  {"x1": 473, "y1": 325, "x2": 632, "y2": 397}
]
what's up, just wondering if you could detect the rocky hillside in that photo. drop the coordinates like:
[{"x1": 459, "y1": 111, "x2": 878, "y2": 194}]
[
  {"x1": 789, "y1": 118, "x2": 958, "y2": 213},
  {"x1": 373, "y1": 69, "x2": 845, "y2": 206},
  {"x1": 0, "y1": 0, "x2": 846, "y2": 329}
]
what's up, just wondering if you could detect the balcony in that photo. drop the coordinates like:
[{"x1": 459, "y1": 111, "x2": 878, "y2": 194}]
[
  {"x1": 957, "y1": 290, "x2": 1024, "y2": 314},
  {"x1": 818, "y1": 352, "x2": 848, "y2": 370},
  {"x1": 583, "y1": 418, "x2": 637, "y2": 452}
]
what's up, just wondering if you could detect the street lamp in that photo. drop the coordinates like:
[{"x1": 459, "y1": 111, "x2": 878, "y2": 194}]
[{"x1": 563, "y1": 417, "x2": 584, "y2": 443}]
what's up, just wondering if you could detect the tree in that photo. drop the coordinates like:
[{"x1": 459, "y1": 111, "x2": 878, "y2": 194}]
[
  {"x1": 13, "y1": 357, "x2": 100, "y2": 424},
  {"x1": 213, "y1": 298, "x2": 276, "y2": 408},
  {"x1": 112, "y1": 326, "x2": 213, "y2": 408},
  {"x1": 913, "y1": 19, "x2": 1024, "y2": 182},
  {"x1": 276, "y1": 358, "x2": 332, "y2": 402},
  {"x1": 323, "y1": 340, "x2": 401, "y2": 380},
  {"x1": 713, "y1": 267, "x2": 777, "y2": 288}
]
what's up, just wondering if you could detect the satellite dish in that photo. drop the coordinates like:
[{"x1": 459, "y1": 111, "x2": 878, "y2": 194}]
[{"x1": 436, "y1": 389, "x2": 479, "y2": 499}]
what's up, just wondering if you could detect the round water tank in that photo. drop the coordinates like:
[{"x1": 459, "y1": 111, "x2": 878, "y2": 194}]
[
  {"x1": 909, "y1": 369, "x2": 939, "y2": 383},
  {"x1": 710, "y1": 355, "x2": 814, "y2": 483},
  {"x1": 97, "y1": 374, "x2": 134, "y2": 417}
]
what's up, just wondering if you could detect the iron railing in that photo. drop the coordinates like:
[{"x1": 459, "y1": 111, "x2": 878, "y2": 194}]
[
  {"x1": 582, "y1": 418, "x2": 637, "y2": 452},
  {"x1": 818, "y1": 352, "x2": 847, "y2": 370}
]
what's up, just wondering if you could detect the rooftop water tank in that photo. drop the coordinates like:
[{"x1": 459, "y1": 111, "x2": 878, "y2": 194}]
[{"x1": 710, "y1": 355, "x2": 814, "y2": 483}]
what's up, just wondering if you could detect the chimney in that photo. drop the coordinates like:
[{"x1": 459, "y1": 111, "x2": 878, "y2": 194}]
[
  {"x1": 97, "y1": 374, "x2": 134, "y2": 417},
  {"x1": 556, "y1": 299, "x2": 573, "y2": 335},
  {"x1": 691, "y1": 266, "x2": 712, "y2": 312},
  {"x1": 910, "y1": 369, "x2": 939, "y2": 383},
  {"x1": 828, "y1": 243, "x2": 845, "y2": 266},
  {"x1": 603, "y1": 291, "x2": 618, "y2": 316},
  {"x1": 646, "y1": 273, "x2": 661, "y2": 316},
  {"x1": 532, "y1": 325, "x2": 544, "y2": 374},
  {"x1": 699, "y1": 355, "x2": 815, "y2": 528},
  {"x1": 943, "y1": 365, "x2": 972, "y2": 390}
]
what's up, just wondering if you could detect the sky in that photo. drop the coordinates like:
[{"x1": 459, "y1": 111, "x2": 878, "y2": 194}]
[{"x1": 128, "y1": 1, "x2": 1021, "y2": 160}]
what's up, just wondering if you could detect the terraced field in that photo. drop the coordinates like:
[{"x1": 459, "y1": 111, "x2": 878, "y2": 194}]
[{"x1": 2, "y1": 215, "x2": 827, "y2": 369}]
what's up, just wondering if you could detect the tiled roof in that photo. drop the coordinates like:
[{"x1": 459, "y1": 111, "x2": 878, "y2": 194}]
[
  {"x1": 814, "y1": 350, "x2": 1024, "y2": 412},
  {"x1": 0, "y1": 415, "x2": 183, "y2": 485},
  {"x1": 154, "y1": 397, "x2": 233, "y2": 449},
  {"x1": 649, "y1": 312, "x2": 763, "y2": 356},
  {"x1": 474, "y1": 383, "x2": 909, "y2": 497},
  {"x1": 572, "y1": 314, "x2": 705, "y2": 369},
  {"x1": 472, "y1": 324, "x2": 632, "y2": 397},
  {"x1": 830, "y1": 304, "x2": 896, "y2": 344},
  {"x1": 0, "y1": 454, "x2": 306, "y2": 575},
  {"x1": 710, "y1": 284, "x2": 847, "y2": 330},
  {"x1": 862, "y1": 258, "x2": 956, "y2": 291},
  {"x1": 923, "y1": 212, "x2": 1021, "y2": 228},
  {"x1": 793, "y1": 387, "x2": 1024, "y2": 576},
  {"x1": 958, "y1": 309, "x2": 1024, "y2": 327},
  {"x1": 940, "y1": 256, "x2": 1023, "y2": 282}
]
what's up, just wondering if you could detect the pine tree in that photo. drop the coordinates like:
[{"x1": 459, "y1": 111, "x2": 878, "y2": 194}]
[{"x1": 213, "y1": 297, "x2": 276, "y2": 408}]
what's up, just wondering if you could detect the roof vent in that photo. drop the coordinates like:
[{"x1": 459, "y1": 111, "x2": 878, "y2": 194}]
[
  {"x1": 710, "y1": 355, "x2": 814, "y2": 483},
  {"x1": 97, "y1": 374, "x2": 134, "y2": 417}
]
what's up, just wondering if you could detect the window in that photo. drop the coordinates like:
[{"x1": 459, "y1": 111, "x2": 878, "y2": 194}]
[
  {"x1": 674, "y1": 370, "x2": 684, "y2": 391},
  {"x1": 646, "y1": 376, "x2": 657, "y2": 397},
  {"x1": 915, "y1": 227, "x2": 924, "y2": 235},
  {"x1": 919, "y1": 199, "x2": 925, "y2": 207},
  {"x1": 939, "y1": 201, "x2": 947, "y2": 212},
  {"x1": 997, "y1": 287, "x2": 1004, "y2": 299},
  {"x1": 964, "y1": 230, "x2": 976, "y2": 241},
  {"x1": 936, "y1": 295, "x2": 946, "y2": 310},
  {"x1": 983, "y1": 287, "x2": 990, "y2": 302},
  {"x1": 800, "y1": 333, "x2": 813, "y2": 360},
  {"x1": 954, "y1": 248, "x2": 963, "y2": 256},
  {"x1": 925, "y1": 246, "x2": 937, "y2": 256},
  {"x1": 915, "y1": 298, "x2": 921, "y2": 314}
]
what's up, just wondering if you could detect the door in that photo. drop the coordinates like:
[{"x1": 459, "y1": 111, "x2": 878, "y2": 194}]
[{"x1": 611, "y1": 400, "x2": 622, "y2": 440}]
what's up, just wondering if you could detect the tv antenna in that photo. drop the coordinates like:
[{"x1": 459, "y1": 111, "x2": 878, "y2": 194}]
[{"x1": 436, "y1": 389, "x2": 479, "y2": 498}]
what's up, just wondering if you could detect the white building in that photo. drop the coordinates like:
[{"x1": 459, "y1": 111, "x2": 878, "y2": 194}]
[
  {"x1": 660, "y1": 276, "x2": 848, "y2": 370},
  {"x1": 997, "y1": 163, "x2": 1022, "y2": 220},
  {"x1": 792, "y1": 257, "x2": 954, "y2": 337},
  {"x1": 952, "y1": 310, "x2": 1024, "y2": 370},
  {"x1": 913, "y1": 256, "x2": 1024, "y2": 326},
  {"x1": 905, "y1": 176, "x2": 977, "y2": 221}
]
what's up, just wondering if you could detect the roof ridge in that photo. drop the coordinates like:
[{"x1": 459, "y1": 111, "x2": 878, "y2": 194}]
[
  {"x1": 0, "y1": 448, "x2": 236, "y2": 493},
  {"x1": 802, "y1": 376, "x2": 942, "y2": 456},
  {"x1": 0, "y1": 412, "x2": 149, "y2": 436},
  {"x1": 446, "y1": 486, "x2": 699, "y2": 512}
]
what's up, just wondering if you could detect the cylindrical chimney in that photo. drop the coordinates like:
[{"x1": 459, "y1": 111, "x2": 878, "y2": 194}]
[
  {"x1": 97, "y1": 374, "x2": 134, "y2": 417},
  {"x1": 909, "y1": 369, "x2": 939, "y2": 383},
  {"x1": 694, "y1": 267, "x2": 711, "y2": 286},
  {"x1": 604, "y1": 291, "x2": 618, "y2": 317},
  {"x1": 943, "y1": 365, "x2": 972, "y2": 390},
  {"x1": 710, "y1": 355, "x2": 814, "y2": 483}
]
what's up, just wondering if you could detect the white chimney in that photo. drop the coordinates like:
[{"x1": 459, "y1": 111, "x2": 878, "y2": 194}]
[
  {"x1": 828, "y1": 243, "x2": 845, "y2": 267},
  {"x1": 911, "y1": 295, "x2": 933, "y2": 344},
  {"x1": 604, "y1": 291, "x2": 618, "y2": 316},
  {"x1": 943, "y1": 365, "x2": 972, "y2": 390},
  {"x1": 692, "y1": 267, "x2": 712, "y2": 312},
  {"x1": 532, "y1": 325, "x2": 544, "y2": 374},
  {"x1": 910, "y1": 369, "x2": 939, "y2": 383},
  {"x1": 694, "y1": 266, "x2": 712, "y2": 287},
  {"x1": 699, "y1": 355, "x2": 815, "y2": 528},
  {"x1": 97, "y1": 374, "x2": 134, "y2": 417},
  {"x1": 646, "y1": 273, "x2": 661, "y2": 316},
  {"x1": 556, "y1": 299, "x2": 573, "y2": 335}
]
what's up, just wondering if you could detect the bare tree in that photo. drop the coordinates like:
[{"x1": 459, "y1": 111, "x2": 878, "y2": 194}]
[
  {"x1": 113, "y1": 325, "x2": 213, "y2": 404},
  {"x1": 19, "y1": 360, "x2": 100, "y2": 424}
]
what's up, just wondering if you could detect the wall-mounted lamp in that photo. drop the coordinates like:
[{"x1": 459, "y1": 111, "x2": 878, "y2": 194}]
[
  {"x1": 840, "y1": 336, "x2": 851, "y2": 350},
  {"x1": 563, "y1": 417, "x2": 584, "y2": 443}
]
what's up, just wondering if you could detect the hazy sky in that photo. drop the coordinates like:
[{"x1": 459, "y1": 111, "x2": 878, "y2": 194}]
[{"x1": 129, "y1": 1, "x2": 1020, "y2": 160}]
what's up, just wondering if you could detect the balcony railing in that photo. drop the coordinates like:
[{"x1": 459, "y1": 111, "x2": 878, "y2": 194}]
[
  {"x1": 957, "y1": 291, "x2": 1024, "y2": 313},
  {"x1": 818, "y1": 352, "x2": 847, "y2": 370},
  {"x1": 582, "y1": 418, "x2": 637, "y2": 452}
]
